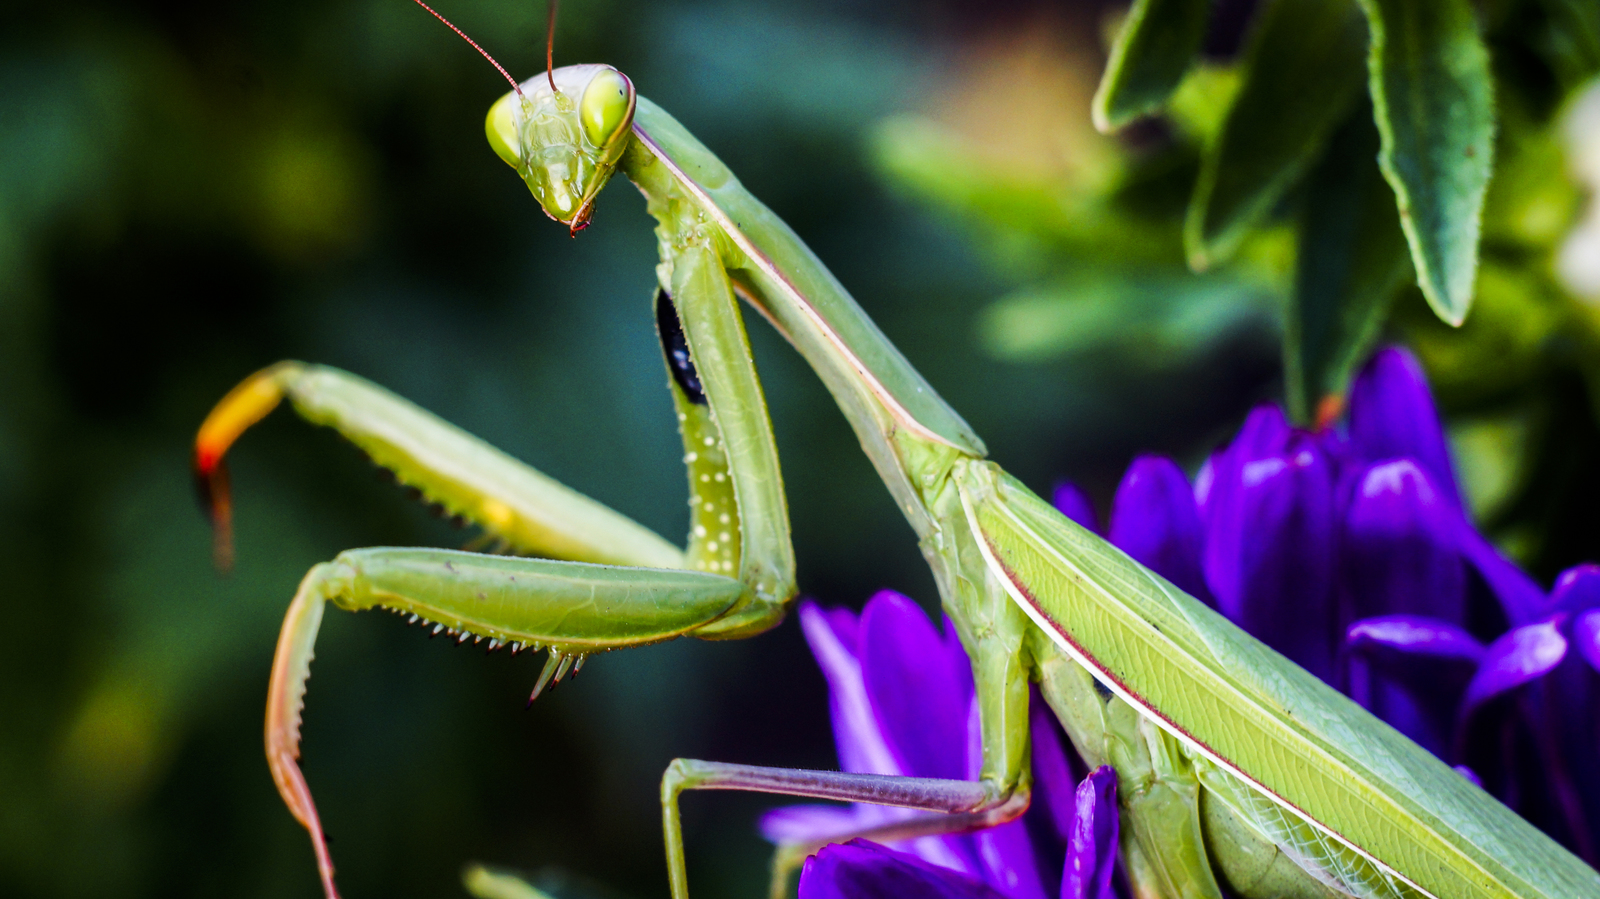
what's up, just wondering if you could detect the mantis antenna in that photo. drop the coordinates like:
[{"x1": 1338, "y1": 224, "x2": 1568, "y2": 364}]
[
  {"x1": 545, "y1": 0, "x2": 559, "y2": 94},
  {"x1": 409, "y1": 0, "x2": 526, "y2": 99}
]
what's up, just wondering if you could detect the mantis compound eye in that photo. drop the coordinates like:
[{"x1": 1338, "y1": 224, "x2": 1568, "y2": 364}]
[
  {"x1": 580, "y1": 68, "x2": 634, "y2": 150},
  {"x1": 484, "y1": 90, "x2": 523, "y2": 168}
]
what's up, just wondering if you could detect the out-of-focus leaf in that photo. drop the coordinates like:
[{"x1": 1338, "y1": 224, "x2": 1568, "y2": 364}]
[
  {"x1": 462, "y1": 865, "x2": 559, "y2": 899},
  {"x1": 1357, "y1": 0, "x2": 1495, "y2": 327},
  {"x1": 980, "y1": 268, "x2": 1276, "y2": 364},
  {"x1": 1286, "y1": 107, "x2": 1411, "y2": 424},
  {"x1": 1533, "y1": 0, "x2": 1600, "y2": 86},
  {"x1": 1165, "y1": 64, "x2": 1242, "y2": 144},
  {"x1": 1092, "y1": 0, "x2": 1209, "y2": 133},
  {"x1": 870, "y1": 116, "x2": 1173, "y2": 268},
  {"x1": 1186, "y1": 0, "x2": 1367, "y2": 270},
  {"x1": 1399, "y1": 263, "x2": 1567, "y2": 408},
  {"x1": 1450, "y1": 412, "x2": 1532, "y2": 522},
  {"x1": 1483, "y1": 114, "x2": 1581, "y2": 251}
]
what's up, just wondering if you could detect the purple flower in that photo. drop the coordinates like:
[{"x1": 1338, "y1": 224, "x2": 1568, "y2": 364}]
[
  {"x1": 1448, "y1": 566, "x2": 1600, "y2": 861},
  {"x1": 767, "y1": 592, "x2": 1122, "y2": 899},
  {"x1": 799, "y1": 841, "x2": 1010, "y2": 899},
  {"x1": 1107, "y1": 456, "x2": 1208, "y2": 602},
  {"x1": 1052, "y1": 345, "x2": 1600, "y2": 864}
]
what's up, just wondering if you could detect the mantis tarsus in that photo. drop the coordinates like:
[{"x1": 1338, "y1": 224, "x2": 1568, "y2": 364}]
[{"x1": 192, "y1": 18, "x2": 1600, "y2": 899}]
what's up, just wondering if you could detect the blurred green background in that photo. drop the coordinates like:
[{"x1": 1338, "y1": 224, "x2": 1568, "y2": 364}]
[{"x1": 3, "y1": 0, "x2": 1597, "y2": 897}]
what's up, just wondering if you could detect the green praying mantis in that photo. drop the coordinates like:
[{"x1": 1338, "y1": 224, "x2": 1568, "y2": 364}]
[{"x1": 191, "y1": 12, "x2": 1600, "y2": 899}]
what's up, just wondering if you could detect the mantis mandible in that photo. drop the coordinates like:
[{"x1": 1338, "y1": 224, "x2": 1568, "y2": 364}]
[{"x1": 192, "y1": 11, "x2": 1600, "y2": 899}]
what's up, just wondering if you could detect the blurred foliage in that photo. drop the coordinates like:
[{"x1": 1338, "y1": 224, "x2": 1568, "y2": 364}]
[
  {"x1": 0, "y1": 1, "x2": 1286, "y2": 898},
  {"x1": 870, "y1": 0, "x2": 1600, "y2": 581}
]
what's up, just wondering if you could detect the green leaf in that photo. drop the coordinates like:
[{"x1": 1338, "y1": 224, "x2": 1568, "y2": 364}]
[
  {"x1": 1185, "y1": 0, "x2": 1368, "y2": 270},
  {"x1": 1285, "y1": 106, "x2": 1411, "y2": 424},
  {"x1": 1356, "y1": 0, "x2": 1495, "y2": 327},
  {"x1": 868, "y1": 116, "x2": 1175, "y2": 267},
  {"x1": 1092, "y1": 0, "x2": 1211, "y2": 133},
  {"x1": 980, "y1": 267, "x2": 1276, "y2": 365}
]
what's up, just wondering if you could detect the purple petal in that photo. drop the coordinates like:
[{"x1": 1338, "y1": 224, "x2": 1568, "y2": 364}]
[
  {"x1": 1232, "y1": 404, "x2": 1294, "y2": 458},
  {"x1": 972, "y1": 821, "x2": 1049, "y2": 899},
  {"x1": 1347, "y1": 346, "x2": 1461, "y2": 508},
  {"x1": 799, "y1": 840, "x2": 1010, "y2": 899},
  {"x1": 761, "y1": 804, "x2": 864, "y2": 844},
  {"x1": 822, "y1": 606, "x2": 861, "y2": 653},
  {"x1": 1029, "y1": 698, "x2": 1079, "y2": 842},
  {"x1": 1197, "y1": 404, "x2": 1290, "y2": 523},
  {"x1": 798, "y1": 601, "x2": 901, "y2": 776},
  {"x1": 1315, "y1": 423, "x2": 1354, "y2": 465},
  {"x1": 1457, "y1": 527, "x2": 1546, "y2": 627},
  {"x1": 1204, "y1": 433, "x2": 1338, "y2": 679},
  {"x1": 1460, "y1": 620, "x2": 1570, "y2": 719},
  {"x1": 860, "y1": 592, "x2": 972, "y2": 781},
  {"x1": 1340, "y1": 460, "x2": 1464, "y2": 624},
  {"x1": 1552, "y1": 565, "x2": 1600, "y2": 615},
  {"x1": 1052, "y1": 483, "x2": 1100, "y2": 535},
  {"x1": 1192, "y1": 455, "x2": 1217, "y2": 515},
  {"x1": 1575, "y1": 609, "x2": 1600, "y2": 673},
  {"x1": 1346, "y1": 616, "x2": 1485, "y2": 664},
  {"x1": 1345, "y1": 616, "x2": 1484, "y2": 754},
  {"x1": 1454, "y1": 765, "x2": 1483, "y2": 788},
  {"x1": 1108, "y1": 455, "x2": 1211, "y2": 603},
  {"x1": 1061, "y1": 767, "x2": 1119, "y2": 899}
]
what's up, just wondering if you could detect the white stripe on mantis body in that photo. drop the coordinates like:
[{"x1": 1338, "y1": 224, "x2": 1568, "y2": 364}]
[
  {"x1": 627, "y1": 124, "x2": 962, "y2": 454},
  {"x1": 955, "y1": 476, "x2": 1448, "y2": 899}
]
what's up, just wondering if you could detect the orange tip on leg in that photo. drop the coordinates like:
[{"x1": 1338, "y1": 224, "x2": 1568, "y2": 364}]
[{"x1": 193, "y1": 362, "x2": 295, "y2": 571}]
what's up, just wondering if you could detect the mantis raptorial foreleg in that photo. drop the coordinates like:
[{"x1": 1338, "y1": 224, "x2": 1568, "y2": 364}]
[{"x1": 195, "y1": 361, "x2": 688, "y2": 568}]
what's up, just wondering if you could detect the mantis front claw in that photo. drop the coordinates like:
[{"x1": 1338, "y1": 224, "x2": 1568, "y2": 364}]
[{"x1": 193, "y1": 361, "x2": 299, "y2": 571}]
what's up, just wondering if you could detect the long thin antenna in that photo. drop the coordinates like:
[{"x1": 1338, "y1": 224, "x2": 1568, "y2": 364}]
[
  {"x1": 545, "y1": 0, "x2": 559, "y2": 94},
  {"x1": 410, "y1": 0, "x2": 524, "y2": 98}
]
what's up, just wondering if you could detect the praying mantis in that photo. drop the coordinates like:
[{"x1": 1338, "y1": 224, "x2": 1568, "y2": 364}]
[{"x1": 191, "y1": 13, "x2": 1600, "y2": 899}]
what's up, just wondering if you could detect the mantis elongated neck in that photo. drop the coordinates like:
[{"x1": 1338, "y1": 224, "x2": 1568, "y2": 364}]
[{"x1": 618, "y1": 98, "x2": 985, "y2": 539}]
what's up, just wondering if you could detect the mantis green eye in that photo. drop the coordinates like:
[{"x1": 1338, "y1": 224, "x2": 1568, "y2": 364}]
[
  {"x1": 485, "y1": 90, "x2": 522, "y2": 168},
  {"x1": 580, "y1": 69, "x2": 633, "y2": 149}
]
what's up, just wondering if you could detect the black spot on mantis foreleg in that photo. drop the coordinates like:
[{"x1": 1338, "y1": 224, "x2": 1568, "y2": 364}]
[{"x1": 655, "y1": 289, "x2": 706, "y2": 405}]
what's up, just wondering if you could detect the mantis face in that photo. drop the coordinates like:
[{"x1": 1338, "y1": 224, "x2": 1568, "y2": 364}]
[{"x1": 486, "y1": 63, "x2": 636, "y2": 233}]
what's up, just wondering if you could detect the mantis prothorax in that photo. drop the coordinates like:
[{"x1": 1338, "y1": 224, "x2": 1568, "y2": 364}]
[{"x1": 193, "y1": 14, "x2": 1600, "y2": 899}]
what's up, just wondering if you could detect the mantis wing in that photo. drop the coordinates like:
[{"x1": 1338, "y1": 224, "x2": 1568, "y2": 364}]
[{"x1": 955, "y1": 460, "x2": 1600, "y2": 899}]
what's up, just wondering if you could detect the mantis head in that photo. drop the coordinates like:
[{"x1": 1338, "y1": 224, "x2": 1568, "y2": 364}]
[{"x1": 486, "y1": 64, "x2": 636, "y2": 235}]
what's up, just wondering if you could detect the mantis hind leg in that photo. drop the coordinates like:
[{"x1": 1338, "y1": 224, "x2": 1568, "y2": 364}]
[
  {"x1": 1033, "y1": 641, "x2": 1227, "y2": 899},
  {"x1": 659, "y1": 759, "x2": 1029, "y2": 899},
  {"x1": 1033, "y1": 640, "x2": 1349, "y2": 899}
]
